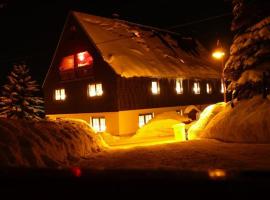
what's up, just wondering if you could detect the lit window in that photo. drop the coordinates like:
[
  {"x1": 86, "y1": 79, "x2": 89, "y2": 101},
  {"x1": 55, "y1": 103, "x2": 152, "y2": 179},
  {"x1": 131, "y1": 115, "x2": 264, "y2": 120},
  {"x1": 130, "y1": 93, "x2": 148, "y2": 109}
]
[
  {"x1": 176, "y1": 79, "x2": 184, "y2": 94},
  {"x1": 88, "y1": 83, "x2": 103, "y2": 97},
  {"x1": 139, "y1": 113, "x2": 153, "y2": 127},
  {"x1": 151, "y1": 81, "x2": 160, "y2": 95},
  {"x1": 221, "y1": 81, "x2": 225, "y2": 93},
  {"x1": 55, "y1": 89, "x2": 66, "y2": 100},
  {"x1": 76, "y1": 51, "x2": 93, "y2": 67},
  {"x1": 193, "y1": 82, "x2": 200, "y2": 94},
  {"x1": 59, "y1": 55, "x2": 74, "y2": 71},
  {"x1": 206, "y1": 83, "x2": 213, "y2": 94},
  {"x1": 91, "y1": 117, "x2": 106, "y2": 132}
]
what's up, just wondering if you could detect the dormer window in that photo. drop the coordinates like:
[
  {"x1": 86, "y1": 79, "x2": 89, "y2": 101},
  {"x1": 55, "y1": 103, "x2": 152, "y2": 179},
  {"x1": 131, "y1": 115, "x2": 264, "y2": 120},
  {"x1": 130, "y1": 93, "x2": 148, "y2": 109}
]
[
  {"x1": 151, "y1": 81, "x2": 160, "y2": 95},
  {"x1": 55, "y1": 89, "x2": 66, "y2": 100},
  {"x1": 88, "y1": 83, "x2": 103, "y2": 97},
  {"x1": 59, "y1": 51, "x2": 93, "y2": 80},
  {"x1": 193, "y1": 82, "x2": 200, "y2": 94},
  {"x1": 206, "y1": 83, "x2": 213, "y2": 94},
  {"x1": 176, "y1": 79, "x2": 184, "y2": 94}
]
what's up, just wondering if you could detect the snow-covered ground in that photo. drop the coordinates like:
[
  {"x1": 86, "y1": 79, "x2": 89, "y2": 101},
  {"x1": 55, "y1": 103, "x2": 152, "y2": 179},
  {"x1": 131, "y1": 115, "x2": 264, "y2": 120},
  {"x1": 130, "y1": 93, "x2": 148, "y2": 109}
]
[
  {"x1": 0, "y1": 118, "x2": 104, "y2": 168},
  {"x1": 78, "y1": 139, "x2": 270, "y2": 171}
]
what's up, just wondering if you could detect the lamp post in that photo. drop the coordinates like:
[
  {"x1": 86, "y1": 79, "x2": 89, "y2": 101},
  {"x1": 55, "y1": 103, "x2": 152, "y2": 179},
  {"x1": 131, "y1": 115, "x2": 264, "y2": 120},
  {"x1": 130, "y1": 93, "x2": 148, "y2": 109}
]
[{"x1": 212, "y1": 40, "x2": 226, "y2": 102}]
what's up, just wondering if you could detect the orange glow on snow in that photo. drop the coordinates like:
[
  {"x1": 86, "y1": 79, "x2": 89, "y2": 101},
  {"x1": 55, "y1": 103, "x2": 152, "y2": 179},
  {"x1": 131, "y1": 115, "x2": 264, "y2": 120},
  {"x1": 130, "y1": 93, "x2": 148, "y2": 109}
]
[{"x1": 208, "y1": 169, "x2": 226, "y2": 179}]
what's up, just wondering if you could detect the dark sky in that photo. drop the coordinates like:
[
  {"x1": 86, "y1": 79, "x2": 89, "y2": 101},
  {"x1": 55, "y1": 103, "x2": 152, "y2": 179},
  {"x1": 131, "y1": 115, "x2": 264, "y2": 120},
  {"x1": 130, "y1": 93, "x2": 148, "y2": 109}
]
[{"x1": 0, "y1": 0, "x2": 233, "y2": 85}]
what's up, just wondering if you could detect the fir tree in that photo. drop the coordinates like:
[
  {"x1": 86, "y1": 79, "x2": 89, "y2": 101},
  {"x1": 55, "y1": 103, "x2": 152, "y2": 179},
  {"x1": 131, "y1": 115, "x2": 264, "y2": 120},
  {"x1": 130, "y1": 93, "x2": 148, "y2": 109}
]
[
  {"x1": 0, "y1": 64, "x2": 45, "y2": 120},
  {"x1": 224, "y1": 0, "x2": 270, "y2": 101}
]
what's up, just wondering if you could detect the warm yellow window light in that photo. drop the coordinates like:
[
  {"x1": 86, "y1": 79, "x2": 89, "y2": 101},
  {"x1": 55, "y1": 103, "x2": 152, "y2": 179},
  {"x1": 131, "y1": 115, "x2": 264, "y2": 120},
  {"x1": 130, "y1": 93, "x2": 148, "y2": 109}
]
[
  {"x1": 55, "y1": 89, "x2": 66, "y2": 100},
  {"x1": 206, "y1": 83, "x2": 212, "y2": 94},
  {"x1": 151, "y1": 81, "x2": 160, "y2": 94},
  {"x1": 139, "y1": 113, "x2": 153, "y2": 127},
  {"x1": 88, "y1": 83, "x2": 103, "y2": 97},
  {"x1": 91, "y1": 117, "x2": 106, "y2": 132},
  {"x1": 212, "y1": 50, "x2": 225, "y2": 60},
  {"x1": 193, "y1": 82, "x2": 200, "y2": 94},
  {"x1": 176, "y1": 79, "x2": 183, "y2": 94},
  {"x1": 221, "y1": 81, "x2": 225, "y2": 93}
]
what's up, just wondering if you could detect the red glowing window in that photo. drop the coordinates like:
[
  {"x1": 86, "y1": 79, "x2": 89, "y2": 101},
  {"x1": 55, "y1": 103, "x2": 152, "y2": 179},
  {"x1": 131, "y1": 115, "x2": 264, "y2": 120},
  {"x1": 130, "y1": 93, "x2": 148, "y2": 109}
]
[
  {"x1": 59, "y1": 55, "x2": 74, "y2": 71},
  {"x1": 77, "y1": 51, "x2": 93, "y2": 67}
]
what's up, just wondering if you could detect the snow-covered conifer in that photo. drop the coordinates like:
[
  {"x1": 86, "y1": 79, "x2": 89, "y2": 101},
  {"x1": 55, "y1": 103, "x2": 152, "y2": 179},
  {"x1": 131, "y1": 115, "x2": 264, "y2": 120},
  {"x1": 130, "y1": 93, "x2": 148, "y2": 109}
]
[{"x1": 0, "y1": 64, "x2": 45, "y2": 120}]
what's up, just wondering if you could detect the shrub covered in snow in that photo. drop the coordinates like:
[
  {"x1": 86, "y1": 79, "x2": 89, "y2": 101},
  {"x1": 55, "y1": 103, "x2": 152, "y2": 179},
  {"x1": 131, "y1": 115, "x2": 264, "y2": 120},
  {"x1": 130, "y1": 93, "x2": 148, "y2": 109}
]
[
  {"x1": 0, "y1": 118, "x2": 104, "y2": 168},
  {"x1": 188, "y1": 102, "x2": 225, "y2": 140},
  {"x1": 134, "y1": 111, "x2": 190, "y2": 139},
  {"x1": 201, "y1": 96, "x2": 270, "y2": 143}
]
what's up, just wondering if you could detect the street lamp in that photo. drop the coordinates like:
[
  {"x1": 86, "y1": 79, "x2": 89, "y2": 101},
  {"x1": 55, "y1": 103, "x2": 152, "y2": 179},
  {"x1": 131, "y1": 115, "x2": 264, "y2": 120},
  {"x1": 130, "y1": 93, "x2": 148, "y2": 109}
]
[{"x1": 212, "y1": 40, "x2": 226, "y2": 102}]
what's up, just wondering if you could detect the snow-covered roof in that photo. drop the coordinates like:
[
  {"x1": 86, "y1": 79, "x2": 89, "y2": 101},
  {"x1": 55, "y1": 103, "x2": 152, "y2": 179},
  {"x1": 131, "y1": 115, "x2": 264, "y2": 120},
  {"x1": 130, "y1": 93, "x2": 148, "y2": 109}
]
[{"x1": 73, "y1": 11, "x2": 221, "y2": 79}]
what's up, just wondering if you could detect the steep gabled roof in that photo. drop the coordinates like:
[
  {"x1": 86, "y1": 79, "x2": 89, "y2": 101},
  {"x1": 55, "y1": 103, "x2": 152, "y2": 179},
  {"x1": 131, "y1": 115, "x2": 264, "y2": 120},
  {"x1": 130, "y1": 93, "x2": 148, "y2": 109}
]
[{"x1": 73, "y1": 11, "x2": 221, "y2": 79}]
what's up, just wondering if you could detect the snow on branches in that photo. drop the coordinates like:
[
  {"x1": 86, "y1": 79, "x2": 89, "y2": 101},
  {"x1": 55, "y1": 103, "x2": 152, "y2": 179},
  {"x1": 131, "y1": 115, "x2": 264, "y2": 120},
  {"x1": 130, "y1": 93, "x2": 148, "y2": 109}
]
[
  {"x1": 224, "y1": 0, "x2": 270, "y2": 100},
  {"x1": 0, "y1": 64, "x2": 45, "y2": 120}
]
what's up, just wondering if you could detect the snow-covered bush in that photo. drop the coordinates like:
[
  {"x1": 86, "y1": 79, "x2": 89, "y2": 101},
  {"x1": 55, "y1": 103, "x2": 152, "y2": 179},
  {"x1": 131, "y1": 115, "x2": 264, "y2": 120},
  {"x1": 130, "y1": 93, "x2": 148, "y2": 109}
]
[
  {"x1": 134, "y1": 111, "x2": 190, "y2": 139},
  {"x1": 188, "y1": 102, "x2": 225, "y2": 140},
  {"x1": 201, "y1": 96, "x2": 270, "y2": 143},
  {"x1": 0, "y1": 118, "x2": 105, "y2": 168}
]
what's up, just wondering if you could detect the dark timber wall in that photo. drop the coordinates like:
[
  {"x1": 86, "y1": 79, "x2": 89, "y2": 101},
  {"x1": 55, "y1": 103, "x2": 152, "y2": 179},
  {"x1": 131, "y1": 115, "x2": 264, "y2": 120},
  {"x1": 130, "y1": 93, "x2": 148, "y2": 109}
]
[
  {"x1": 43, "y1": 13, "x2": 223, "y2": 115},
  {"x1": 117, "y1": 77, "x2": 223, "y2": 111}
]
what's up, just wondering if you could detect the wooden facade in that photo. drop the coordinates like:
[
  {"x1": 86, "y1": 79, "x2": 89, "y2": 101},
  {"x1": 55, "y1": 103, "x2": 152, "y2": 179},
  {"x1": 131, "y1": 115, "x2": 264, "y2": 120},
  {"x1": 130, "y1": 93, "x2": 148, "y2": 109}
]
[{"x1": 43, "y1": 12, "x2": 223, "y2": 135}]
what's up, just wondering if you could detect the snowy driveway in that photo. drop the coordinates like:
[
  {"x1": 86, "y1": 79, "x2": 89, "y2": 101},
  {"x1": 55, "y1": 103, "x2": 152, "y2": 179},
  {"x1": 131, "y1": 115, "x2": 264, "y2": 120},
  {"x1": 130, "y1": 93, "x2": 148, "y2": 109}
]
[{"x1": 78, "y1": 139, "x2": 270, "y2": 171}]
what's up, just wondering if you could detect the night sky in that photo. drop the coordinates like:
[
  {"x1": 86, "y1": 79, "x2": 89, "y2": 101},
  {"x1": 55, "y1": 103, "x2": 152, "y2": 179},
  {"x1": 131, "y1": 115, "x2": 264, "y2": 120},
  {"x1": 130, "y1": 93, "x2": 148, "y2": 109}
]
[{"x1": 0, "y1": 0, "x2": 233, "y2": 85}]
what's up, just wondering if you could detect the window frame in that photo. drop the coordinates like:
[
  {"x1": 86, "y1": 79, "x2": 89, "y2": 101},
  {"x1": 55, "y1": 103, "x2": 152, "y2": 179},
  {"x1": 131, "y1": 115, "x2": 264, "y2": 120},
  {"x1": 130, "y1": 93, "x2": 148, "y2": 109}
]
[
  {"x1": 151, "y1": 81, "x2": 160, "y2": 95},
  {"x1": 193, "y1": 81, "x2": 201, "y2": 95},
  {"x1": 87, "y1": 83, "x2": 103, "y2": 97},
  {"x1": 176, "y1": 79, "x2": 184, "y2": 94},
  {"x1": 206, "y1": 83, "x2": 213, "y2": 94},
  {"x1": 54, "y1": 88, "x2": 66, "y2": 101},
  {"x1": 138, "y1": 113, "x2": 154, "y2": 127},
  {"x1": 91, "y1": 117, "x2": 106, "y2": 132}
]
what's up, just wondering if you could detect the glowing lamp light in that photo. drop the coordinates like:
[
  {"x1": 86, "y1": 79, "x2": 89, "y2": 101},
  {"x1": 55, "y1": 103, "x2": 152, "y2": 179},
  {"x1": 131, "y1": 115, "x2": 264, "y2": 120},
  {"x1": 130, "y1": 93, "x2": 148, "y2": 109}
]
[{"x1": 212, "y1": 50, "x2": 225, "y2": 60}]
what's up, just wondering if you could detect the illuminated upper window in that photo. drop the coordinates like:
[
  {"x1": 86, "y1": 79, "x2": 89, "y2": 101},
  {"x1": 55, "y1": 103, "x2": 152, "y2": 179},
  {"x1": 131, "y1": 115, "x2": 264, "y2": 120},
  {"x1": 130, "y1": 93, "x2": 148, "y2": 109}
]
[
  {"x1": 59, "y1": 51, "x2": 93, "y2": 71},
  {"x1": 77, "y1": 51, "x2": 93, "y2": 67},
  {"x1": 55, "y1": 89, "x2": 66, "y2": 100},
  {"x1": 193, "y1": 82, "x2": 200, "y2": 94},
  {"x1": 206, "y1": 83, "x2": 213, "y2": 94},
  {"x1": 91, "y1": 117, "x2": 106, "y2": 132},
  {"x1": 59, "y1": 55, "x2": 74, "y2": 71},
  {"x1": 139, "y1": 113, "x2": 153, "y2": 128},
  {"x1": 151, "y1": 81, "x2": 160, "y2": 95},
  {"x1": 88, "y1": 83, "x2": 103, "y2": 97},
  {"x1": 176, "y1": 79, "x2": 184, "y2": 94}
]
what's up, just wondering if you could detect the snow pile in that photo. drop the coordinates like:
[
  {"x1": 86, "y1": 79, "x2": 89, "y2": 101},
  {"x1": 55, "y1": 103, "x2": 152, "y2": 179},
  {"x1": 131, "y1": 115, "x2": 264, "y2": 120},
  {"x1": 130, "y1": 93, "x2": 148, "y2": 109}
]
[
  {"x1": 73, "y1": 11, "x2": 220, "y2": 79},
  {"x1": 134, "y1": 111, "x2": 191, "y2": 140},
  {"x1": 0, "y1": 118, "x2": 104, "y2": 168},
  {"x1": 201, "y1": 96, "x2": 270, "y2": 143},
  {"x1": 188, "y1": 102, "x2": 226, "y2": 140}
]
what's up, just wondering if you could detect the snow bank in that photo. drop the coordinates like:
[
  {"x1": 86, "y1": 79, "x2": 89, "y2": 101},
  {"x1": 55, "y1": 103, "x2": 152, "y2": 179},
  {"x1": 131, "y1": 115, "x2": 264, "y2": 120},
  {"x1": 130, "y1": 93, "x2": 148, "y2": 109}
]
[
  {"x1": 134, "y1": 111, "x2": 190, "y2": 139},
  {"x1": 188, "y1": 102, "x2": 226, "y2": 140},
  {"x1": 0, "y1": 118, "x2": 104, "y2": 168},
  {"x1": 201, "y1": 96, "x2": 270, "y2": 143}
]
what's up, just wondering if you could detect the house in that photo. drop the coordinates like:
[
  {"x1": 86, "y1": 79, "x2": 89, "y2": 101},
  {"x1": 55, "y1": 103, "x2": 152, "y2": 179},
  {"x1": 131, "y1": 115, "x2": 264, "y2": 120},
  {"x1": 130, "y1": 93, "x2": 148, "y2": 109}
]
[{"x1": 43, "y1": 11, "x2": 224, "y2": 136}]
